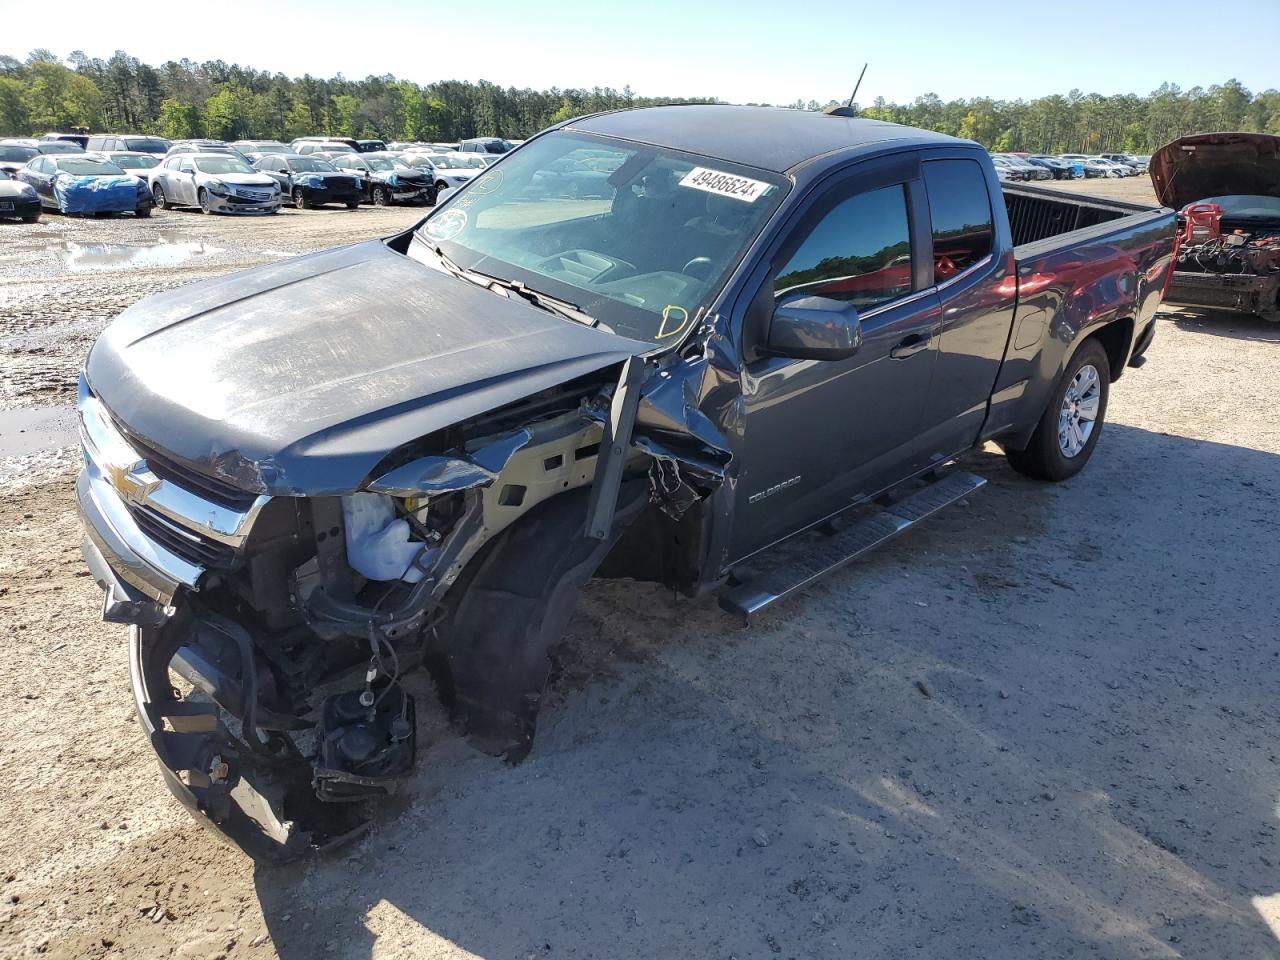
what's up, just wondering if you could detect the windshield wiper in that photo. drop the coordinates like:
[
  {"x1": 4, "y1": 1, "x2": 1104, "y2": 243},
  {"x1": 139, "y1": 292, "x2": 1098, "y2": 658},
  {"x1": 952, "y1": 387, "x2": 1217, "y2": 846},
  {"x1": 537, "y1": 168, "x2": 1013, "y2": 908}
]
[
  {"x1": 478, "y1": 275, "x2": 600, "y2": 328},
  {"x1": 418, "y1": 241, "x2": 600, "y2": 328}
]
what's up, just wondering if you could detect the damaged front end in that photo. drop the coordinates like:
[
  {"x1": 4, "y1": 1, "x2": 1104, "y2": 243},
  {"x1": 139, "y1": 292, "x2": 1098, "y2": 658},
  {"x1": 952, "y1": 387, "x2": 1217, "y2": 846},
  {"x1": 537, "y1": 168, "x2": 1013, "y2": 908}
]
[{"x1": 78, "y1": 349, "x2": 731, "y2": 862}]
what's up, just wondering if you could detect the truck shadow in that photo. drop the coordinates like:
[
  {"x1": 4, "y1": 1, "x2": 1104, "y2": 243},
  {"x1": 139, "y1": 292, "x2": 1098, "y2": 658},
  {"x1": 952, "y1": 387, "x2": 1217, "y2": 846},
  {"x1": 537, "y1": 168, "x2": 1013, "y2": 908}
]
[{"x1": 252, "y1": 423, "x2": 1280, "y2": 959}]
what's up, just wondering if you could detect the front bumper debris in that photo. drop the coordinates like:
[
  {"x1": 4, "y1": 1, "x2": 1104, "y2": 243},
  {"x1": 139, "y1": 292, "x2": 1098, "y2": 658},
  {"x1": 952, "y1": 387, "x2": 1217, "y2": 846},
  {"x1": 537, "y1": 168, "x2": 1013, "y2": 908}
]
[
  {"x1": 127, "y1": 614, "x2": 372, "y2": 863},
  {"x1": 1165, "y1": 271, "x2": 1280, "y2": 320}
]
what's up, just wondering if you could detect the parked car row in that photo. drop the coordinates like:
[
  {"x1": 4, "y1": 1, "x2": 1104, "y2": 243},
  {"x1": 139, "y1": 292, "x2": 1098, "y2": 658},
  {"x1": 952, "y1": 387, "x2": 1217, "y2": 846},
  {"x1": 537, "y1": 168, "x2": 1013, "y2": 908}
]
[
  {"x1": 0, "y1": 129, "x2": 522, "y2": 221},
  {"x1": 990, "y1": 151, "x2": 1150, "y2": 182}
]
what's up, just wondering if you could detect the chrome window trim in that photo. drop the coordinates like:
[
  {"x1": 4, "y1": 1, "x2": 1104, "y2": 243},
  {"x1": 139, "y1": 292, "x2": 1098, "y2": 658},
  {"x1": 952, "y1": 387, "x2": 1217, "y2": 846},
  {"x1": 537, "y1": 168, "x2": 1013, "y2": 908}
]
[{"x1": 935, "y1": 252, "x2": 995, "y2": 293}]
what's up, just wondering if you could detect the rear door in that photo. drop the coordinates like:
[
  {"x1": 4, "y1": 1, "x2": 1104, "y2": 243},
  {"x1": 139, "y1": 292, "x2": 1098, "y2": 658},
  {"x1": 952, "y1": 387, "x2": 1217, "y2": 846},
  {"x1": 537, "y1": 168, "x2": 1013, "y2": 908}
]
[
  {"x1": 729, "y1": 156, "x2": 942, "y2": 560},
  {"x1": 913, "y1": 155, "x2": 1018, "y2": 455}
]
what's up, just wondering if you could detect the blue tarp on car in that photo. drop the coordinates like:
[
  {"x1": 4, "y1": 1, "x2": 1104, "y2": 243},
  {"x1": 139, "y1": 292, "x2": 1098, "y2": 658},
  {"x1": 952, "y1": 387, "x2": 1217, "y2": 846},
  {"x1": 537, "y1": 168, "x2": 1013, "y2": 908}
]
[{"x1": 54, "y1": 176, "x2": 139, "y2": 214}]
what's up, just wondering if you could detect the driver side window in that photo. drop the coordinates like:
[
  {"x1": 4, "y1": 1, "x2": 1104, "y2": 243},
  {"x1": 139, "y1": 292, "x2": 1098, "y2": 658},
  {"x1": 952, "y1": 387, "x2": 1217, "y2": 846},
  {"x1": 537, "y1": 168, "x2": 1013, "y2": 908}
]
[{"x1": 774, "y1": 184, "x2": 913, "y2": 311}]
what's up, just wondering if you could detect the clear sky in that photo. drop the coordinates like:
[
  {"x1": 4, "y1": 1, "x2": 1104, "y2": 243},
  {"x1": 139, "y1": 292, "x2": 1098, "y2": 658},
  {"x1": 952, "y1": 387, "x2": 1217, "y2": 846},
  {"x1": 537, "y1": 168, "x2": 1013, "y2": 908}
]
[{"x1": 11, "y1": 0, "x2": 1280, "y2": 105}]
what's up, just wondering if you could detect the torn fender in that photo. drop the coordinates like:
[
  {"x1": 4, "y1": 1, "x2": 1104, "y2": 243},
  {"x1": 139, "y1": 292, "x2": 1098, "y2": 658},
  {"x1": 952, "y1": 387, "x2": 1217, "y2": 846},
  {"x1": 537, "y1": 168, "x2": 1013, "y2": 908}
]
[
  {"x1": 582, "y1": 353, "x2": 735, "y2": 524},
  {"x1": 633, "y1": 362, "x2": 734, "y2": 485},
  {"x1": 367, "y1": 428, "x2": 533, "y2": 496}
]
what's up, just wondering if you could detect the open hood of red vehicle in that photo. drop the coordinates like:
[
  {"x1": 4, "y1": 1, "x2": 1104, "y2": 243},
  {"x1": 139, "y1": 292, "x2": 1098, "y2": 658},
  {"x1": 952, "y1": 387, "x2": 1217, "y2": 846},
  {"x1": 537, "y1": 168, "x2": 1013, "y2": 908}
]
[{"x1": 1149, "y1": 132, "x2": 1280, "y2": 211}]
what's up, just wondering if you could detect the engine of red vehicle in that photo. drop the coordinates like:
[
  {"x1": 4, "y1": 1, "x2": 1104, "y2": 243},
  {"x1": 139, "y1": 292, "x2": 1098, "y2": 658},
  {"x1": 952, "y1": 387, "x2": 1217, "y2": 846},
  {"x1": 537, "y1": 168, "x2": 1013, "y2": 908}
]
[
  {"x1": 1177, "y1": 228, "x2": 1280, "y2": 275},
  {"x1": 1181, "y1": 203, "x2": 1223, "y2": 244}
]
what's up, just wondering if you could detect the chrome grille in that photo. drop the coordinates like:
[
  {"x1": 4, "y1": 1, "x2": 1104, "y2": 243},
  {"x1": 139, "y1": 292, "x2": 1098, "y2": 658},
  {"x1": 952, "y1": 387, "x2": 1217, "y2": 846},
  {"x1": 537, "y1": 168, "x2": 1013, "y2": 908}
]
[{"x1": 130, "y1": 506, "x2": 238, "y2": 570}]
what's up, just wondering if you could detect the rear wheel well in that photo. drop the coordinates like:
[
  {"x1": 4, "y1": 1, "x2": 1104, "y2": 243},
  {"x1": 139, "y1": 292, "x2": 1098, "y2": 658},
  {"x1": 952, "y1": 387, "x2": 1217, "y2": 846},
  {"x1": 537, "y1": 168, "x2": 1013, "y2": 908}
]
[{"x1": 1084, "y1": 317, "x2": 1133, "y2": 382}]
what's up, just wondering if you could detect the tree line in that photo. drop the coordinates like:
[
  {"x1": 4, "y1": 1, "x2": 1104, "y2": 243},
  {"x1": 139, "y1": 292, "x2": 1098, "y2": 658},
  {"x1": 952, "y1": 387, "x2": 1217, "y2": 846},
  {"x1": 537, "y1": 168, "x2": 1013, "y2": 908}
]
[
  {"x1": 1, "y1": 49, "x2": 1277, "y2": 153},
  {"x1": 0, "y1": 49, "x2": 715, "y2": 143}
]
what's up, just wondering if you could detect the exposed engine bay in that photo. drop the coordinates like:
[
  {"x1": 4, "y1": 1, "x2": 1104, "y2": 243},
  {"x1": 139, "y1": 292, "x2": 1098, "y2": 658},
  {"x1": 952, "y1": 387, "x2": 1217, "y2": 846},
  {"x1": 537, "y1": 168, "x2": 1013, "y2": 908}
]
[
  {"x1": 1170, "y1": 209, "x2": 1280, "y2": 320},
  {"x1": 1175, "y1": 203, "x2": 1280, "y2": 277}
]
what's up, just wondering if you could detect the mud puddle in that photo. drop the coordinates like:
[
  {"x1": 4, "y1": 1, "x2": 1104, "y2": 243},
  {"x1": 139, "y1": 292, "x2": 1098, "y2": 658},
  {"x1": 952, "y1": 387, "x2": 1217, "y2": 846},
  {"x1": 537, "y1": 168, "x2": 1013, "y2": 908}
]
[
  {"x1": 0, "y1": 405, "x2": 77, "y2": 459},
  {"x1": 53, "y1": 239, "x2": 227, "y2": 272}
]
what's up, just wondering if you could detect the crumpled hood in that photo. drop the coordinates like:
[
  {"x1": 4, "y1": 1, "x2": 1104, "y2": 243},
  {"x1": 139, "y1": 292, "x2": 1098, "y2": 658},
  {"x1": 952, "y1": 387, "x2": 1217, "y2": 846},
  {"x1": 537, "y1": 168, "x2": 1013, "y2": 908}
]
[
  {"x1": 1149, "y1": 132, "x2": 1280, "y2": 211},
  {"x1": 208, "y1": 172, "x2": 277, "y2": 188},
  {"x1": 86, "y1": 239, "x2": 650, "y2": 495}
]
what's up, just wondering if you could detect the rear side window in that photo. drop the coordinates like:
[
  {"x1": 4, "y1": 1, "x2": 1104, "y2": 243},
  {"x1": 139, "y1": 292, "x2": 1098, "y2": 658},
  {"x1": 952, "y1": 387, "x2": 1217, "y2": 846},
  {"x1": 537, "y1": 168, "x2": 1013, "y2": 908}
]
[
  {"x1": 774, "y1": 184, "x2": 913, "y2": 310},
  {"x1": 922, "y1": 159, "x2": 994, "y2": 283}
]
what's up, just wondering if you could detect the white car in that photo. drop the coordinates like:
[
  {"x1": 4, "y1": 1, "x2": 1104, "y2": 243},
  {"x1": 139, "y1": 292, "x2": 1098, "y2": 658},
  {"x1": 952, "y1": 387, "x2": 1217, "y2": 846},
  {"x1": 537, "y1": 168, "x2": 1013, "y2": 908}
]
[
  {"x1": 1083, "y1": 158, "x2": 1134, "y2": 178},
  {"x1": 148, "y1": 153, "x2": 282, "y2": 214},
  {"x1": 405, "y1": 152, "x2": 486, "y2": 192}
]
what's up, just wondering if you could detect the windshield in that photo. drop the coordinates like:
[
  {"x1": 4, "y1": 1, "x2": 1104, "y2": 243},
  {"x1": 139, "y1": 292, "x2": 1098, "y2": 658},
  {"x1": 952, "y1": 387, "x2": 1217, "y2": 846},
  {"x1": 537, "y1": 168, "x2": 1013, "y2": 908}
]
[
  {"x1": 290, "y1": 157, "x2": 337, "y2": 173},
  {"x1": 194, "y1": 157, "x2": 254, "y2": 175},
  {"x1": 114, "y1": 154, "x2": 159, "y2": 169},
  {"x1": 365, "y1": 157, "x2": 406, "y2": 171},
  {"x1": 416, "y1": 131, "x2": 787, "y2": 344},
  {"x1": 430, "y1": 155, "x2": 471, "y2": 169},
  {"x1": 0, "y1": 146, "x2": 36, "y2": 163},
  {"x1": 40, "y1": 141, "x2": 83, "y2": 154},
  {"x1": 123, "y1": 138, "x2": 168, "y2": 153},
  {"x1": 58, "y1": 158, "x2": 126, "y2": 176},
  {"x1": 1195, "y1": 195, "x2": 1280, "y2": 218}
]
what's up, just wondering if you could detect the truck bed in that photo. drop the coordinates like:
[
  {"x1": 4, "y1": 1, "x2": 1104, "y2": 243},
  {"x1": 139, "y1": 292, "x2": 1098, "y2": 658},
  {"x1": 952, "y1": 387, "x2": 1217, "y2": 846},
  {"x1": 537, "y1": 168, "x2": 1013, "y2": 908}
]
[{"x1": 1002, "y1": 183, "x2": 1158, "y2": 249}]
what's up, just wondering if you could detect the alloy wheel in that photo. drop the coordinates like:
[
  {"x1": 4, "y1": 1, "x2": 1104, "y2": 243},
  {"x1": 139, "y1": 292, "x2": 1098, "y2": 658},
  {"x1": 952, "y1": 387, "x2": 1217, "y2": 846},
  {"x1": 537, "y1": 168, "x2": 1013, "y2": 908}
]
[{"x1": 1058, "y1": 364, "x2": 1101, "y2": 458}]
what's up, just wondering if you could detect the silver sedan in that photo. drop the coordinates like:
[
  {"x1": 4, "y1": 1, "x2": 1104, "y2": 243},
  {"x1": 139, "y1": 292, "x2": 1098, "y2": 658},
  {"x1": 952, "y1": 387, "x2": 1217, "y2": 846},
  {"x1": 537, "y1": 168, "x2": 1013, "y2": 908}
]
[{"x1": 148, "y1": 153, "x2": 282, "y2": 215}]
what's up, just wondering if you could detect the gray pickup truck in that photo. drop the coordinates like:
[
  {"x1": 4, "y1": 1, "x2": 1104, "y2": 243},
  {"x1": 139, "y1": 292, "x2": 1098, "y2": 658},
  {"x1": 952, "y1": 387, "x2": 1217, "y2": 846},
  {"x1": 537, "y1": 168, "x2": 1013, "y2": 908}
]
[{"x1": 77, "y1": 105, "x2": 1176, "y2": 860}]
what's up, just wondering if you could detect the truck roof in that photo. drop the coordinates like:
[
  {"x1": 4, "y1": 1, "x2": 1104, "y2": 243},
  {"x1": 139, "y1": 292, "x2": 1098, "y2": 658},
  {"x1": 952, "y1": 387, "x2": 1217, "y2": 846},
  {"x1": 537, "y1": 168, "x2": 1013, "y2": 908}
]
[{"x1": 568, "y1": 104, "x2": 963, "y2": 175}]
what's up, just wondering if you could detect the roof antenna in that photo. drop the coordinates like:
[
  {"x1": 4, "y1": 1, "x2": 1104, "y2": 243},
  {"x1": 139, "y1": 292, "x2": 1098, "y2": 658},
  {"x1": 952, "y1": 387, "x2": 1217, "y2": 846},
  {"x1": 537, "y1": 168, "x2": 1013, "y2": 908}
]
[{"x1": 825, "y1": 64, "x2": 867, "y2": 118}]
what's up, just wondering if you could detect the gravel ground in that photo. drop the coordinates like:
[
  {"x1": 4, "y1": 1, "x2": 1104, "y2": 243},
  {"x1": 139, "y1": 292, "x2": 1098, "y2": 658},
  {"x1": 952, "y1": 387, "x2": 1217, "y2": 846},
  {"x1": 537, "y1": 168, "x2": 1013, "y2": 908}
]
[{"x1": 1, "y1": 182, "x2": 1278, "y2": 960}]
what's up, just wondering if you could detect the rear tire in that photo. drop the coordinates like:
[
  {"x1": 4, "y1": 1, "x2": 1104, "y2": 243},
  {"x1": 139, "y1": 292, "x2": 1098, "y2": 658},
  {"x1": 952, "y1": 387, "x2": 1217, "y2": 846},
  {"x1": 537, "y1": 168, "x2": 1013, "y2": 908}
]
[
  {"x1": 152, "y1": 184, "x2": 167, "y2": 210},
  {"x1": 1006, "y1": 339, "x2": 1110, "y2": 482},
  {"x1": 135, "y1": 206, "x2": 151, "y2": 218},
  {"x1": 21, "y1": 210, "x2": 40, "y2": 223}
]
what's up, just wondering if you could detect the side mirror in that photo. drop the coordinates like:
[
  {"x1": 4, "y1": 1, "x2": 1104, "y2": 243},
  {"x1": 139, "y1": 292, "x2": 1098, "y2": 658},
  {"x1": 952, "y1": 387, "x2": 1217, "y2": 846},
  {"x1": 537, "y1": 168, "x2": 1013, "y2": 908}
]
[{"x1": 763, "y1": 295, "x2": 862, "y2": 361}]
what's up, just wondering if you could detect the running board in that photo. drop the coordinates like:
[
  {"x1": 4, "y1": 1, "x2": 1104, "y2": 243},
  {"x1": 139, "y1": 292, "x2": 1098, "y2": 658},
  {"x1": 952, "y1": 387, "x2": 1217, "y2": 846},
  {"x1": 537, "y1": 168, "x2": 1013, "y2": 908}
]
[{"x1": 718, "y1": 471, "x2": 986, "y2": 621}]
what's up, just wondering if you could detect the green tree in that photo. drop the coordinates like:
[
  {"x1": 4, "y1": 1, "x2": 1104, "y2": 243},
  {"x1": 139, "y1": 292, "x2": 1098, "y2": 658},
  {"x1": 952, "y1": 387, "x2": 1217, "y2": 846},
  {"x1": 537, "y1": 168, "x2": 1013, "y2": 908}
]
[
  {"x1": 157, "y1": 98, "x2": 201, "y2": 139},
  {"x1": 0, "y1": 76, "x2": 29, "y2": 133}
]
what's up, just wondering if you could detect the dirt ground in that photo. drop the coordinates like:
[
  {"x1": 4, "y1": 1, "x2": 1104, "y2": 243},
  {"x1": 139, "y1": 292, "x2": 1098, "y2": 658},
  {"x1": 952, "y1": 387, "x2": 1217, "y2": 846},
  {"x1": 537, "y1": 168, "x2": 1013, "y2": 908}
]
[{"x1": 2, "y1": 179, "x2": 1279, "y2": 960}]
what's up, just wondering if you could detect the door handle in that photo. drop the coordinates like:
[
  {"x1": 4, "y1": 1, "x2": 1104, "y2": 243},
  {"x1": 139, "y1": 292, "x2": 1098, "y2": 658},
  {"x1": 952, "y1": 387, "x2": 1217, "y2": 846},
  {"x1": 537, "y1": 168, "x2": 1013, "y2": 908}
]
[{"x1": 890, "y1": 333, "x2": 932, "y2": 360}]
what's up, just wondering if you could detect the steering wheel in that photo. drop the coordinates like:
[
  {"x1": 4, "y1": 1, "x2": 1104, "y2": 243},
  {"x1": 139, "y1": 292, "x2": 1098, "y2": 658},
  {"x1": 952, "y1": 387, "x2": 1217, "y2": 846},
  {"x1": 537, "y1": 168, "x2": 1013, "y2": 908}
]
[{"x1": 682, "y1": 256, "x2": 714, "y2": 279}]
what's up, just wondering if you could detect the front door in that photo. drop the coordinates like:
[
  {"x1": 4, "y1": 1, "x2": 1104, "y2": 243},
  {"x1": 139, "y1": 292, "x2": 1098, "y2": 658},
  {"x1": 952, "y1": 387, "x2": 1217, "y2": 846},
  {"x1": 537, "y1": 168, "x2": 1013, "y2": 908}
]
[
  {"x1": 730, "y1": 172, "x2": 942, "y2": 561},
  {"x1": 175, "y1": 158, "x2": 197, "y2": 205}
]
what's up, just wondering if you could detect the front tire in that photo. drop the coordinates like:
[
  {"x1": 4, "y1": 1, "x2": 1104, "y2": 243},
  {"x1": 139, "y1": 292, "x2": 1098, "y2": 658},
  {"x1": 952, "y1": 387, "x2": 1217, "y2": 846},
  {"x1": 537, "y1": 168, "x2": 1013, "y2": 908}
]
[
  {"x1": 1006, "y1": 339, "x2": 1110, "y2": 482},
  {"x1": 345, "y1": 201, "x2": 360, "y2": 209},
  {"x1": 372, "y1": 185, "x2": 390, "y2": 206},
  {"x1": 293, "y1": 188, "x2": 310, "y2": 210},
  {"x1": 198, "y1": 188, "x2": 211, "y2": 214},
  {"x1": 135, "y1": 206, "x2": 151, "y2": 219}
]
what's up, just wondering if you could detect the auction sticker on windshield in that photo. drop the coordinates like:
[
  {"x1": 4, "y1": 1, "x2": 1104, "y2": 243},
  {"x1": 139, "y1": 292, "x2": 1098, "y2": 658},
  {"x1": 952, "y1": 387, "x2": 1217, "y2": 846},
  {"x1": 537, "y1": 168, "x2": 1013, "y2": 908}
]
[
  {"x1": 679, "y1": 167, "x2": 771, "y2": 203},
  {"x1": 425, "y1": 209, "x2": 467, "y2": 241}
]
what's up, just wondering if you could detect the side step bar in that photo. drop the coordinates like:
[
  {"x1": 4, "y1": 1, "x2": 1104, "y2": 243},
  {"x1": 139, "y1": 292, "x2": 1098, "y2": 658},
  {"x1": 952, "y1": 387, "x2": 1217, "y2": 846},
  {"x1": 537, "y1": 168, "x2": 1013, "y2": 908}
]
[{"x1": 718, "y1": 470, "x2": 986, "y2": 621}]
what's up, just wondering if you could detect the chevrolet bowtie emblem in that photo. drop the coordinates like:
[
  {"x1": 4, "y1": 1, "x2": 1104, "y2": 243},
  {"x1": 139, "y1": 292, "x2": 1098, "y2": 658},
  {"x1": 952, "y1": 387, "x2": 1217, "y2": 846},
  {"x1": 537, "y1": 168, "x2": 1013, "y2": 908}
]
[{"x1": 106, "y1": 459, "x2": 162, "y2": 506}]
